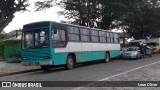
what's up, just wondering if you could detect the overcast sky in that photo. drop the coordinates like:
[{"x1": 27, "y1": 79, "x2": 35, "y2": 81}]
[{"x1": 4, "y1": 0, "x2": 68, "y2": 33}]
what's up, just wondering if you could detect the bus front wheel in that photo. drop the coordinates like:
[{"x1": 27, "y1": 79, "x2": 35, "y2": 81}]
[{"x1": 65, "y1": 55, "x2": 75, "y2": 70}]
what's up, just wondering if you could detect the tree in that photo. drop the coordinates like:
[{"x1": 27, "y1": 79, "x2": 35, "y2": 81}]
[
  {"x1": 35, "y1": 0, "x2": 128, "y2": 29},
  {"x1": 35, "y1": 0, "x2": 160, "y2": 39},
  {"x1": 0, "y1": 0, "x2": 29, "y2": 33},
  {"x1": 121, "y1": 0, "x2": 160, "y2": 39}
]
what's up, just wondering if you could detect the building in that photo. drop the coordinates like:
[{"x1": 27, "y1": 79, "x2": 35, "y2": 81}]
[
  {"x1": 0, "y1": 31, "x2": 7, "y2": 39},
  {"x1": 8, "y1": 30, "x2": 22, "y2": 39}
]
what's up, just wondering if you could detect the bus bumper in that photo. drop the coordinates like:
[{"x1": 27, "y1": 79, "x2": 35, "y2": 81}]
[{"x1": 21, "y1": 61, "x2": 53, "y2": 66}]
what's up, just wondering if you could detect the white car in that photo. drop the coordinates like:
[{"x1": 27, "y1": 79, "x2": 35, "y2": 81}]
[{"x1": 122, "y1": 47, "x2": 142, "y2": 60}]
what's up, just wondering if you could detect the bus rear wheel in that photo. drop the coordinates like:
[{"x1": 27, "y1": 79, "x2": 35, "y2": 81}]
[
  {"x1": 104, "y1": 53, "x2": 110, "y2": 63},
  {"x1": 65, "y1": 55, "x2": 75, "y2": 70}
]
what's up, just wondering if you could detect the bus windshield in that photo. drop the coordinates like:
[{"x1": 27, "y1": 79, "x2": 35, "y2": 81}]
[{"x1": 22, "y1": 29, "x2": 49, "y2": 49}]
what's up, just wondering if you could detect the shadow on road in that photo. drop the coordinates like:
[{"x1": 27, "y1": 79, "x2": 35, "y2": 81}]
[{"x1": 33, "y1": 59, "x2": 119, "y2": 74}]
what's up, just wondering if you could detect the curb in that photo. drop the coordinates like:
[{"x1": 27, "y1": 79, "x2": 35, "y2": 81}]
[{"x1": 0, "y1": 69, "x2": 41, "y2": 77}]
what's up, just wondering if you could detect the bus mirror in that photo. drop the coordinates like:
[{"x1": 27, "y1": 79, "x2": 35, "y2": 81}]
[{"x1": 54, "y1": 29, "x2": 57, "y2": 34}]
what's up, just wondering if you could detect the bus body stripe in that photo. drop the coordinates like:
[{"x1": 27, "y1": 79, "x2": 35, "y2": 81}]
[{"x1": 54, "y1": 42, "x2": 120, "y2": 53}]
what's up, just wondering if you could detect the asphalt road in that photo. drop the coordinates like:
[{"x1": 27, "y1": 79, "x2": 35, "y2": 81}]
[{"x1": 0, "y1": 54, "x2": 160, "y2": 90}]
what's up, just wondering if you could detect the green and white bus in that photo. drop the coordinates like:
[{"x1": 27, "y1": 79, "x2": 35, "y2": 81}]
[{"x1": 21, "y1": 21, "x2": 120, "y2": 71}]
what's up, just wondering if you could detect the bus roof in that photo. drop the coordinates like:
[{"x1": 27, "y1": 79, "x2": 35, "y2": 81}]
[
  {"x1": 23, "y1": 21, "x2": 116, "y2": 33},
  {"x1": 23, "y1": 21, "x2": 50, "y2": 26}
]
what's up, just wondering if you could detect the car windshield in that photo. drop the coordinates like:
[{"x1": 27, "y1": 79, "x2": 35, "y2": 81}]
[
  {"x1": 22, "y1": 28, "x2": 49, "y2": 49},
  {"x1": 127, "y1": 48, "x2": 138, "y2": 51}
]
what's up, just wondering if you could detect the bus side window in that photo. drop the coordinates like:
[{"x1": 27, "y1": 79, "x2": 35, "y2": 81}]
[{"x1": 52, "y1": 29, "x2": 66, "y2": 47}]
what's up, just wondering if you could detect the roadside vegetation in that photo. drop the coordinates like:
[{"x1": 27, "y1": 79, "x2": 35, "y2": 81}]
[
  {"x1": 35, "y1": 0, "x2": 160, "y2": 39},
  {"x1": 0, "y1": 36, "x2": 12, "y2": 56}
]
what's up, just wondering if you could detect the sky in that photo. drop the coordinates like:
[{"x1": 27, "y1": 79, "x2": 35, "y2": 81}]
[{"x1": 4, "y1": 0, "x2": 68, "y2": 33}]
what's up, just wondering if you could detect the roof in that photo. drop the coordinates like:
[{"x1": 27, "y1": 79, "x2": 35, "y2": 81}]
[
  {"x1": 3, "y1": 36, "x2": 21, "y2": 42},
  {"x1": 0, "y1": 30, "x2": 6, "y2": 34},
  {"x1": 23, "y1": 21, "x2": 115, "y2": 33},
  {"x1": 8, "y1": 30, "x2": 22, "y2": 35}
]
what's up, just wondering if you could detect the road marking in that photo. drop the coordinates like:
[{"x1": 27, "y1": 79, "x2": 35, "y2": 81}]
[{"x1": 73, "y1": 60, "x2": 160, "y2": 90}]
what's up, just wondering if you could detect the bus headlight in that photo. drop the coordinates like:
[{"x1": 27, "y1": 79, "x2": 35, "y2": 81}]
[{"x1": 44, "y1": 56, "x2": 52, "y2": 59}]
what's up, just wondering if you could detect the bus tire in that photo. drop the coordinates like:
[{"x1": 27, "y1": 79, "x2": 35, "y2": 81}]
[
  {"x1": 104, "y1": 52, "x2": 110, "y2": 63},
  {"x1": 41, "y1": 65, "x2": 50, "y2": 71},
  {"x1": 65, "y1": 55, "x2": 75, "y2": 70}
]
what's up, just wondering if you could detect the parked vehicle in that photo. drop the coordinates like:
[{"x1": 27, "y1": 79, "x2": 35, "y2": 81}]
[
  {"x1": 129, "y1": 40, "x2": 152, "y2": 57},
  {"x1": 147, "y1": 38, "x2": 160, "y2": 53},
  {"x1": 122, "y1": 47, "x2": 142, "y2": 60},
  {"x1": 20, "y1": 21, "x2": 121, "y2": 71},
  {"x1": 147, "y1": 38, "x2": 160, "y2": 45},
  {"x1": 120, "y1": 47, "x2": 128, "y2": 57}
]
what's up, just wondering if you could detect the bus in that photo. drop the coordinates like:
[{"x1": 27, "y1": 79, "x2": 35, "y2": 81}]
[{"x1": 20, "y1": 21, "x2": 120, "y2": 71}]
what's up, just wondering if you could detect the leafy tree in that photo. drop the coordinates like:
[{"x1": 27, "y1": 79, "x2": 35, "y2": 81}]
[
  {"x1": 122, "y1": 0, "x2": 160, "y2": 39},
  {"x1": 35, "y1": 0, "x2": 160, "y2": 39},
  {"x1": 0, "y1": 0, "x2": 29, "y2": 33},
  {"x1": 35, "y1": 0, "x2": 128, "y2": 29}
]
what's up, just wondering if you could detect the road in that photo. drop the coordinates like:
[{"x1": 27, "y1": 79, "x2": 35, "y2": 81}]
[{"x1": 0, "y1": 54, "x2": 160, "y2": 90}]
